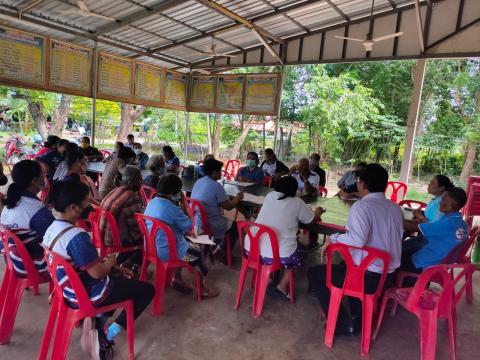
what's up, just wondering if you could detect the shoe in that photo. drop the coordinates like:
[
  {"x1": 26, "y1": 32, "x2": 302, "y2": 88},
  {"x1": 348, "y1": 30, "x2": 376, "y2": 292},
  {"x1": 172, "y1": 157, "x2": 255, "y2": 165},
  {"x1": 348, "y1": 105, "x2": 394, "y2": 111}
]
[
  {"x1": 92, "y1": 319, "x2": 115, "y2": 360},
  {"x1": 81, "y1": 317, "x2": 94, "y2": 354},
  {"x1": 100, "y1": 338, "x2": 115, "y2": 360}
]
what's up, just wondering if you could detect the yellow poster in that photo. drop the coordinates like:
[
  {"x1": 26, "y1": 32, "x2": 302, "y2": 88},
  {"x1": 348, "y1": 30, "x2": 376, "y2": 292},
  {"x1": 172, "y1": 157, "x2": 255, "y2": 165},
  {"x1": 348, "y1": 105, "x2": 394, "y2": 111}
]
[
  {"x1": 50, "y1": 40, "x2": 91, "y2": 93},
  {"x1": 216, "y1": 75, "x2": 244, "y2": 111},
  {"x1": 0, "y1": 26, "x2": 44, "y2": 85},
  {"x1": 98, "y1": 53, "x2": 132, "y2": 98},
  {"x1": 190, "y1": 76, "x2": 215, "y2": 109},
  {"x1": 244, "y1": 75, "x2": 277, "y2": 114},
  {"x1": 164, "y1": 71, "x2": 187, "y2": 108},
  {"x1": 135, "y1": 62, "x2": 162, "y2": 102}
]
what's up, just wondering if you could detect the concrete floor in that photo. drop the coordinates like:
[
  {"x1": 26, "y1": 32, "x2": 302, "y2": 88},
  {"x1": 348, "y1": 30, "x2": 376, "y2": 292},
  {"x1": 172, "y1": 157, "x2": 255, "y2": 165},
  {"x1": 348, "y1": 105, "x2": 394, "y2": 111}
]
[{"x1": 0, "y1": 249, "x2": 479, "y2": 360}]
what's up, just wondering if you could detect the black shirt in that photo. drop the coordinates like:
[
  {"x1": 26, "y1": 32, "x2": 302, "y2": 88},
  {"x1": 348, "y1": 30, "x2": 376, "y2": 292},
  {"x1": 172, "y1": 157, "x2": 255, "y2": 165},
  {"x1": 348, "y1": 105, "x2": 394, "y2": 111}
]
[{"x1": 312, "y1": 166, "x2": 326, "y2": 187}]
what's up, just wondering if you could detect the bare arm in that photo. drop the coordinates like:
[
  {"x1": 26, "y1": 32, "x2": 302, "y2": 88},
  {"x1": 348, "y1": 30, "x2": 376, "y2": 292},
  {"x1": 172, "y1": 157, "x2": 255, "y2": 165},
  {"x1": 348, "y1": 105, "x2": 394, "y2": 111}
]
[
  {"x1": 86, "y1": 254, "x2": 115, "y2": 279},
  {"x1": 220, "y1": 192, "x2": 244, "y2": 211}
]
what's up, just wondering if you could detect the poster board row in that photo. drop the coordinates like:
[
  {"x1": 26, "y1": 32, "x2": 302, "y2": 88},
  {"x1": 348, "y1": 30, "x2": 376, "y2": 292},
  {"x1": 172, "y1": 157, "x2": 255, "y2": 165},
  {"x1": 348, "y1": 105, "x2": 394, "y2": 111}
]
[{"x1": 0, "y1": 25, "x2": 280, "y2": 115}]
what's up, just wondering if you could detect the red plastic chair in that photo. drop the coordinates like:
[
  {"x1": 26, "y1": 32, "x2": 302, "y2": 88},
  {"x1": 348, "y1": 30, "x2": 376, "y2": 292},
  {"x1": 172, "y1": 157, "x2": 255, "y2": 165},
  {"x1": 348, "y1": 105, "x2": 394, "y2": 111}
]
[
  {"x1": 100, "y1": 149, "x2": 112, "y2": 160},
  {"x1": 134, "y1": 214, "x2": 202, "y2": 316},
  {"x1": 399, "y1": 199, "x2": 427, "y2": 210},
  {"x1": 188, "y1": 197, "x2": 234, "y2": 267},
  {"x1": 263, "y1": 175, "x2": 272, "y2": 187},
  {"x1": 464, "y1": 183, "x2": 480, "y2": 228},
  {"x1": 223, "y1": 160, "x2": 240, "y2": 181},
  {"x1": 324, "y1": 243, "x2": 390, "y2": 356},
  {"x1": 385, "y1": 181, "x2": 408, "y2": 203},
  {"x1": 373, "y1": 265, "x2": 455, "y2": 360},
  {"x1": 90, "y1": 207, "x2": 143, "y2": 258},
  {"x1": 234, "y1": 221, "x2": 294, "y2": 318},
  {"x1": 318, "y1": 186, "x2": 328, "y2": 197},
  {"x1": 39, "y1": 176, "x2": 51, "y2": 203},
  {"x1": 0, "y1": 226, "x2": 51, "y2": 344},
  {"x1": 38, "y1": 248, "x2": 135, "y2": 360},
  {"x1": 140, "y1": 185, "x2": 158, "y2": 207}
]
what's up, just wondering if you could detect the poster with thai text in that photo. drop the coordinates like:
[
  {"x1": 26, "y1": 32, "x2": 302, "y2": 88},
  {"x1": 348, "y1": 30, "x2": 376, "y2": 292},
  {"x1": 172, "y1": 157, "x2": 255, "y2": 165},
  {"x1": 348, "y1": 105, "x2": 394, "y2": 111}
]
[
  {"x1": 244, "y1": 74, "x2": 277, "y2": 114},
  {"x1": 164, "y1": 71, "x2": 187, "y2": 109},
  {"x1": 190, "y1": 75, "x2": 215, "y2": 111},
  {"x1": 216, "y1": 75, "x2": 244, "y2": 111},
  {"x1": 134, "y1": 62, "x2": 163, "y2": 103},
  {"x1": 97, "y1": 53, "x2": 132, "y2": 98}
]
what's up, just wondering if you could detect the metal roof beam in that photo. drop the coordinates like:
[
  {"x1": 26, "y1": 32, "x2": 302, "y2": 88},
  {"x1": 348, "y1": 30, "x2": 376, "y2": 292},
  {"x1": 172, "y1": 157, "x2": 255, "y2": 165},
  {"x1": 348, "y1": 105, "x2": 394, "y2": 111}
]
[
  {"x1": 94, "y1": 0, "x2": 189, "y2": 37},
  {"x1": 283, "y1": 13, "x2": 310, "y2": 33},
  {"x1": 18, "y1": 0, "x2": 47, "y2": 18},
  {"x1": 387, "y1": 0, "x2": 396, "y2": 9},
  {"x1": 147, "y1": 0, "x2": 325, "y2": 54},
  {"x1": 324, "y1": 0, "x2": 350, "y2": 22}
]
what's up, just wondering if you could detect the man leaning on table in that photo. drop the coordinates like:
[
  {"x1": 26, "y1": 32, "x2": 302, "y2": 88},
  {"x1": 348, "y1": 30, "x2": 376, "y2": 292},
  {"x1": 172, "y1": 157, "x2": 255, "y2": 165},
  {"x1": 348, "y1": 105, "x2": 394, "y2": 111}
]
[{"x1": 307, "y1": 163, "x2": 403, "y2": 336}]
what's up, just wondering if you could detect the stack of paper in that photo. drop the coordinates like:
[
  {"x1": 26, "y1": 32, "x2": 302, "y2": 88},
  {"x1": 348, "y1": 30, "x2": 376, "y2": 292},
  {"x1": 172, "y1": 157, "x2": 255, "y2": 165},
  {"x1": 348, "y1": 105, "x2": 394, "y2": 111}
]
[
  {"x1": 186, "y1": 235, "x2": 216, "y2": 245},
  {"x1": 242, "y1": 193, "x2": 265, "y2": 205},
  {"x1": 223, "y1": 180, "x2": 255, "y2": 187}
]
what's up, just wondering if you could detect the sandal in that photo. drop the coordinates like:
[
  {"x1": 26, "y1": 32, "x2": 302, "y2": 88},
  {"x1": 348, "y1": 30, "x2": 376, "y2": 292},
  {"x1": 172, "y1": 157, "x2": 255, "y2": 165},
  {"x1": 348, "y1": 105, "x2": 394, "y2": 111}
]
[{"x1": 267, "y1": 283, "x2": 291, "y2": 302}]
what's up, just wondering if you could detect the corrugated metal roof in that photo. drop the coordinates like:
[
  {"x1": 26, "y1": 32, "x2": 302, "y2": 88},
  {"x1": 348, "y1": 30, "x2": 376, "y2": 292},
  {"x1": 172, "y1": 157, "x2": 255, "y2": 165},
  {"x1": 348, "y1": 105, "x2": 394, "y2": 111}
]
[{"x1": 0, "y1": 0, "x2": 443, "y2": 69}]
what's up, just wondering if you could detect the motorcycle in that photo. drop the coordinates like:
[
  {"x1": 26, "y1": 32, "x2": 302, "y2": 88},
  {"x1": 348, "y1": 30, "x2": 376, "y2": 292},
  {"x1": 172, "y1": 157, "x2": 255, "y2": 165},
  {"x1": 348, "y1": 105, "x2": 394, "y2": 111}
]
[{"x1": 3, "y1": 135, "x2": 38, "y2": 167}]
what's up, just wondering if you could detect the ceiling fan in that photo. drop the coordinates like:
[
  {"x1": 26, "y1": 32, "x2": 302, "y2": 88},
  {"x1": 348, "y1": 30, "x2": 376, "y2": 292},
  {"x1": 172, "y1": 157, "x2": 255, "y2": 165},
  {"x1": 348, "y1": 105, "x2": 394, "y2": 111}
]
[
  {"x1": 196, "y1": 36, "x2": 237, "y2": 58},
  {"x1": 60, "y1": 0, "x2": 116, "y2": 21},
  {"x1": 335, "y1": 0, "x2": 403, "y2": 52}
]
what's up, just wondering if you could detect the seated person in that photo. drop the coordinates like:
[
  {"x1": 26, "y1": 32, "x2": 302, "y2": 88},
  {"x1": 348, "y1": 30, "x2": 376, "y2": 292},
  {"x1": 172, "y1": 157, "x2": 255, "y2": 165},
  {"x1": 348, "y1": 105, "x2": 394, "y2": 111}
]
[
  {"x1": 191, "y1": 158, "x2": 243, "y2": 265},
  {"x1": 309, "y1": 153, "x2": 326, "y2": 187},
  {"x1": 37, "y1": 138, "x2": 69, "y2": 179},
  {"x1": 411, "y1": 175, "x2": 454, "y2": 223},
  {"x1": 289, "y1": 157, "x2": 320, "y2": 196},
  {"x1": 245, "y1": 176, "x2": 324, "y2": 299},
  {"x1": 1, "y1": 160, "x2": 54, "y2": 277},
  {"x1": 34, "y1": 135, "x2": 59, "y2": 158},
  {"x1": 401, "y1": 187, "x2": 468, "y2": 273},
  {"x1": 143, "y1": 154, "x2": 166, "y2": 189},
  {"x1": 100, "y1": 166, "x2": 144, "y2": 265},
  {"x1": 53, "y1": 142, "x2": 79, "y2": 181},
  {"x1": 337, "y1": 162, "x2": 367, "y2": 192},
  {"x1": 43, "y1": 178, "x2": 154, "y2": 359},
  {"x1": 260, "y1": 148, "x2": 289, "y2": 183},
  {"x1": 64, "y1": 150, "x2": 101, "y2": 204},
  {"x1": 133, "y1": 142, "x2": 149, "y2": 170},
  {"x1": 144, "y1": 174, "x2": 219, "y2": 298},
  {"x1": 99, "y1": 147, "x2": 136, "y2": 198},
  {"x1": 125, "y1": 134, "x2": 135, "y2": 149},
  {"x1": 308, "y1": 164, "x2": 403, "y2": 335},
  {"x1": 198, "y1": 154, "x2": 214, "y2": 179},
  {"x1": 163, "y1": 145, "x2": 180, "y2": 173},
  {"x1": 104, "y1": 142, "x2": 125, "y2": 163},
  {"x1": 80, "y1": 136, "x2": 104, "y2": 162},
  {"x1": 236, "y1": 151, "x2": 264, "y2": 185}
]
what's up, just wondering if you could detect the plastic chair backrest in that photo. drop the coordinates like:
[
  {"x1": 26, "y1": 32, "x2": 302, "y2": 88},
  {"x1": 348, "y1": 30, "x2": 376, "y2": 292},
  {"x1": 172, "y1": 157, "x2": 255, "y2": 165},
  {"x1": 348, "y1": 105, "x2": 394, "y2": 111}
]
[
  {"x1": 140, "y1": 185, "x2": 158, "y2": 206},
  {"x1": 0, "y1": 225, "x2": 42, "y2": 282},
  {"x1": 185, "y1": 197, "x2": 212, "y2": 236},
  {"x1": 134, "y1": 213, "x2": 180, "y2": 263},
  {"x1": 224, "y1": 160, "x2": 240, "y2": 180},
  {"x1": 385, "y1": 181, "x2": 407, "y2": 203},
  {"x1": 325, "y1": 243, "x2": 390, "y2": 297},
  {"x1": 100, "y1": 150, "x2": 111, "y2": 160},
  {"x1": 464, "y1": 183, "x2": 480, "y2": 219},
  {"x1": 43, "y1": 247, "x2": 96, "y2": 313},
  {"x1": 39, "y1": 176, "x2": 50, "y2": 203},
  {"x1": 399, "y1": 199, "x2": 427, "y2": 210},
  {"x1": 263, "y1": 175, "x2": 272, "y2": 187},
  {"x1": 318, "y1": 186, "x2": 328, "y2": 197},
  {"x1": 90, "y1": 207, "x2": 122, "y2": 249},
  {"x1": 404, "y1": 265, "x2": 453, "y2": 311},
  {"x1": 236, "y1": 221, "x2": 281, "y2": 268},
  {"x1": 441, "y1": 227, "x2": 478, "y2": 264}
]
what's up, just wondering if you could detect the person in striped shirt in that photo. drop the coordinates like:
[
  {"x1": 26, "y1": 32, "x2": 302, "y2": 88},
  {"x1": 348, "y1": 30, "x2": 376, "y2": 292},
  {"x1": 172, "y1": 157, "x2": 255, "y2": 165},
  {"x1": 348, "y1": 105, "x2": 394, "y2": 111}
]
[{"x1": 0, "y1": 160, "x2": 54, "y2": 277}]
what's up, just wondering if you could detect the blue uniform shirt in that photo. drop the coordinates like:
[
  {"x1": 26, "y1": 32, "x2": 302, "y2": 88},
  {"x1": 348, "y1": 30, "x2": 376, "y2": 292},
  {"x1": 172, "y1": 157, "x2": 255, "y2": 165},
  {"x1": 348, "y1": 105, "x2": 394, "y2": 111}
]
[
  {"x1": 236, "y1": 166, "x2": 264, "y2": 185},
  {"x1": 413, "y1": 212, "x2": 468, "y2": 269}
]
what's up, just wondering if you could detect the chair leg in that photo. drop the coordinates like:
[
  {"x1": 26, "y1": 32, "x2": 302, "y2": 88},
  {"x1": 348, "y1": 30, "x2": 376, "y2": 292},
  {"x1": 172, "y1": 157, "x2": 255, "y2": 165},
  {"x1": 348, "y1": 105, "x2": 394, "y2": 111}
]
[
  {"x1": 418, "y1": 313, "x2": 437, "y2": 360},
  {"x1": 466, "y1": 274, "x2": 473, "y2": 304},
  {"x1": 0, "y1": 269, "x2": 12, "y2": 316},
  {"x1": 139, "y1": 259, "x2": 149, "y2": 281},
  {"x1": 0, "y1": 276, "x2": 25, "y2": 344},
  {"x1": 252, "y1": 269, "x2": 270, "y2": 319},
  {"x1": 373, "y1": 293, "x2": 391, "y2": 341},
  {"x1": 361, "y1": 297, "x2": 375, "y2": 356},
  {"x1": 32, "y1": 284, "x2": 40, "y2": 296},
  {"x1": 234, "y1": 261, "x2": 249, "y2": 310},
  {"x1": 125, "y1": 303, "x2": 135, "y2": 360},
  {"x1": 50, "y1": 307, "x2": 75, "y2": 360},
  {"x1": 152, "y1": 265, "x2": 167, "y2": 316},
  {"x1": 324, "y1": 288, "x2": 343, "y2": 348},
  {"x1": 226, "y1": 235, "x2": 232, "y2": 267},
  {"x1": 194, "y1": 271, "x2": 202, "y2": 303},
  {"x1": 447, "y1": 311, "x2": 456, "y2": 360},
  {"x1": 38, "y1": 296, "x2": 59, "y2": 360}
]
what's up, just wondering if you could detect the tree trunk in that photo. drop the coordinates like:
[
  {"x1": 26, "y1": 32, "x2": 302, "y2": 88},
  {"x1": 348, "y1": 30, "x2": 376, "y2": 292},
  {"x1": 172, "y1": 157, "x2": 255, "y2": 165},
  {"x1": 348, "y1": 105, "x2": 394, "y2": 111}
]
[
  {"x1": 230, "y1": 115, "x2": 256, "y2": 160},
  {"x1": 460, "y1": 140, "x2": 477, "y2": 185},
  {"x1": 27, "y1": 101, "x2": 48, "y2": 140},
  {"x1": 206, "y1": 113, "x2": 212, "y2": 153},
  {"x1": 117, "y1": 103, "x2": 146, "y2": 141},
  {"x1": 212, "y1": 113, "x2": 222, "y2": 158},
  {"x1": 51, "y1": 94, "x2": 72, "y2": 137}
]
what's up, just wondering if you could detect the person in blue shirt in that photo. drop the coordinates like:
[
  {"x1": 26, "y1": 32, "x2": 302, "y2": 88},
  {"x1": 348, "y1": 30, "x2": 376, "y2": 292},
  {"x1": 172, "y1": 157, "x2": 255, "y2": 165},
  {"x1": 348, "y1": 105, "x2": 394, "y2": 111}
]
[
  {"x1": 163, "y1": 145, "x2": 180, "y2": 173},
  {"x1": 401, "y1": 187, "x2": 469, "y2": 272},
  {"x1": 413, "y1": 175, "x2": 454, "y2": 223},
  {"x1": 144, "y1": 174, "x2": 219, "y2": 298},
  {"x1": 197, "y1": 154, "x2": 214, "y2": 179},
  {"x1": 37, "y1": 138, "x2": 69, "y2": 179},
  {"x1": 236, "y1": 151, "x2": 264, "y2": 185},
  {"x1": 133, "y1": 142, "x2": 149, "y2": 170},
  {"x1": 191, "y1": 158, "x2": 243, "y2": 265}
]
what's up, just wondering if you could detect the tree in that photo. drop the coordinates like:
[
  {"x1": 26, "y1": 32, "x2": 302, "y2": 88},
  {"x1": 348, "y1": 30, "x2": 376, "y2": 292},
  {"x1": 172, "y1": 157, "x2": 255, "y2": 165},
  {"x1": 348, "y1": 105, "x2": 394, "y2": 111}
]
[
  {"x1": 230, "y1": 115, "x2": 257, "y2": 160},
  {"x1": 211, "y1": 113, "x2": 222, "y2": 158},
  {"x1": 117, "y1": 103, "x2": 146, "y2": 141},
  {"x1": 51, "y1": 94, "x2": 72, "y2": 137}
]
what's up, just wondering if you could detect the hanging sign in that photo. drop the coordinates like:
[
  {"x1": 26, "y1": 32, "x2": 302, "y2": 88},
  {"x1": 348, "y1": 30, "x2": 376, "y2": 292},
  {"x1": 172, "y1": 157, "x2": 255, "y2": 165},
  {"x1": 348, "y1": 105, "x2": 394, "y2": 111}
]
[
  {"x1": 97, "y1": 52, "x2": 133, "y2": 100},
  {"x1": 189, "y1": 75, "x2": 216, "y2": 111},
  {"x1": 164, "y1": 70, "x2": 187, "y2": 110},
  {"x1": 216, "y1": 75, "x2": 244, "y2": 112},
  {"x1": 134, "y1": 62, "x2": 163, "y2": 103},
  {"x1": 243, "y1": 74, "x2": 278, "y2": 115}
]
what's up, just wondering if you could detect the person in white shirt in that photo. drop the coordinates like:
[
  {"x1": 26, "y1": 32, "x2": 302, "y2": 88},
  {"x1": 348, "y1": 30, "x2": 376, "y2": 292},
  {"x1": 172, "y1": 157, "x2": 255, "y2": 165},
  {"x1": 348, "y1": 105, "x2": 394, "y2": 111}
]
[
  {"x1": 244, "y1": 176, "x2": 324, "y2": 300},
  {"x1": 289, "y1": 157, "x2": 320, "y2": 196},
  {"x1": 307, "y1": 163, "x2": 403, "y2": 336}
]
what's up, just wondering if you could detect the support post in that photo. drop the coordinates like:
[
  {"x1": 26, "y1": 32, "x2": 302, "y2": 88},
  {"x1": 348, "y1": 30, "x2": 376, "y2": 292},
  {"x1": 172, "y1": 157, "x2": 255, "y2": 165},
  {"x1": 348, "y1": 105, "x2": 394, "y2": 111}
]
[
  {"x1": 273, "y1": 66, "x2": 285, "y2": 153},
  {"x1": 399, "y1": 59, "x2": 427, "y2": 184},
  {"x1": 91, "y1": 41, "x2": 98, "y2": 146},
  {"x1": 183, "y1": 111, "x2": 190, "y2": 166}
]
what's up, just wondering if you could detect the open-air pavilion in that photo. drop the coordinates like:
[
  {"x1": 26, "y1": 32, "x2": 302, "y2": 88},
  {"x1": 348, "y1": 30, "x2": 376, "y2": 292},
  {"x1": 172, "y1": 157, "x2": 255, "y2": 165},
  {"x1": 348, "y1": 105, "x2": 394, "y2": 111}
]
[{"x1": 0, "y1": 0, "x2": 479, "y2": 359}]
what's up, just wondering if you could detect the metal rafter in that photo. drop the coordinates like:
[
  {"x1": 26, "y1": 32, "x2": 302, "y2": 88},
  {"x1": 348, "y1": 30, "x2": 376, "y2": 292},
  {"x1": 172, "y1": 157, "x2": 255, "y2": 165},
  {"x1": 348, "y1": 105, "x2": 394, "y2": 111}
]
[
  {"x1": 18, "y1": 0, "x2": 47, "y2": 18},
  {"x1": 387, "y1": 0, "x2": 396, "y2": 9},
  {"x1": 283, "y1": 13, "x2": 310, "y2": 33},
  {"x1": 324, "y1": 0, "x2": 350, "y2": 21}
]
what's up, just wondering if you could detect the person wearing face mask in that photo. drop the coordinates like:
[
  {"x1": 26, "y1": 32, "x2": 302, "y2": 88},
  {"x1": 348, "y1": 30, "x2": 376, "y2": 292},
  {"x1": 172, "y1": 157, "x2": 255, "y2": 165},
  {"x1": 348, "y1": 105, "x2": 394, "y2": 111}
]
[
  {"x1": 309, "y1": 153, "x2": 326, "y2": 187},
  {"x1": 143, "y1": 154, "x2": 166, "y2": 189},
  {"x1": 145, "y1": 174, "x2": 220, "y2": 298},
  {"x1": 100, "y1": 166, "x2": 144, "y2": 265},
  {"x1": 133, "y1": 142, "x2": 149, "y2": 170},
  {"x1": 236, "y1": 151, "x2": 264, "y2": 185},
  {"x1": 0, "y1": 160, "x2": 55, "y2": 277}
]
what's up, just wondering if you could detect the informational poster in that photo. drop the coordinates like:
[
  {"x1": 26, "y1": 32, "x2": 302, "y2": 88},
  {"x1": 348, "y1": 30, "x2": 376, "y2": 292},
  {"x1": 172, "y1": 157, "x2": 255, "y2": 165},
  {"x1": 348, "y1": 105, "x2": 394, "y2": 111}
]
[
  {"x1": 244, "y1": 74, "x2": 278, "y2": 114},
  {"x1": 50, "y1": 40, "x2": 92, "y2": 95},
  {"x1": 216, "y1": 75, "x2": 244, "y2": 112},
  {"x1": 134, "y1": 62, "x2": 163, "y2": 103},
  {"x1": 0, "y1": 26, "x2": 45, "y2": 86},
  {"x1": 164, "y1": 71, "x2": 187, "y2": 109},
  {"x1": 97, "y1": 53, "x2": 132, "y2": 98},
  {"x1": 190, "y1": 75, "x2": 216, "y2": 110}
]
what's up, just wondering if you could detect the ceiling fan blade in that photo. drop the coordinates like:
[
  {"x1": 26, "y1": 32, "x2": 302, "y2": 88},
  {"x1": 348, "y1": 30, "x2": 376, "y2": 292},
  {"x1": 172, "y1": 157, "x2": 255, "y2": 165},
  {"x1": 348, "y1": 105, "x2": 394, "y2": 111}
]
[
  {"x1": 373, "y1": 32, "x2": 404, "y2": 43},
  {"x1": 334, "y1": 35, "x2": 364, "y2": 42}
]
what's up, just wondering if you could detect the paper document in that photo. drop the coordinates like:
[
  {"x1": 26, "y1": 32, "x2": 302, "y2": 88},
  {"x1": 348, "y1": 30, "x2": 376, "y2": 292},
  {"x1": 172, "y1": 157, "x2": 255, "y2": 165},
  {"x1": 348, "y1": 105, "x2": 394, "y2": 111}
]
[
  {"x1": 186, "y1": 235, "x2": 216, "y2": 245},
  {"x1": 242, "y1": 193, "x2": 265, "y2": 205},
  {"x1": 402, "y1": 208, "x2": 414, "y2": 221},
  {"x1": 223, "y1": 180, "x2": 255, "y2": 187}
]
